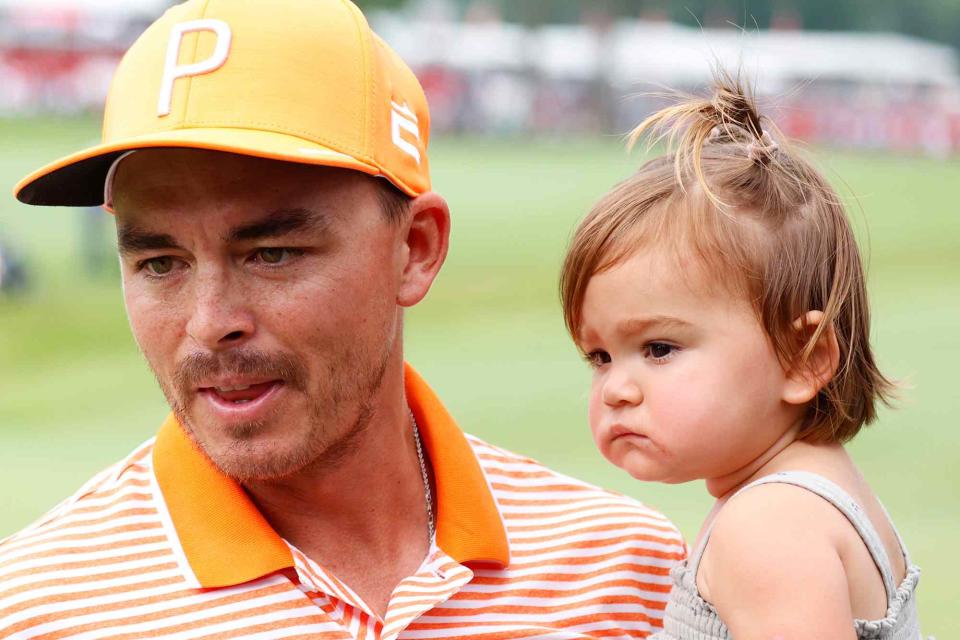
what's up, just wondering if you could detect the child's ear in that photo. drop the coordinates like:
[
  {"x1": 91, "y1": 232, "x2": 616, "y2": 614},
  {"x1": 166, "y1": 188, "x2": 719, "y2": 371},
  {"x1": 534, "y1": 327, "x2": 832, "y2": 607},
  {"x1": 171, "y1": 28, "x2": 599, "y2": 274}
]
[{"x1": 781, "y1": 310, "x2": 841, "y2": 406}]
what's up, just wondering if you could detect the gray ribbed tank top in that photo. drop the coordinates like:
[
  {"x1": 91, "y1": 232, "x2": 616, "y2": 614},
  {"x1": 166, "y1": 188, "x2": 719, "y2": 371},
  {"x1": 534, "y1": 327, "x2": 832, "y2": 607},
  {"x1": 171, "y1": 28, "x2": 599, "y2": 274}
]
[{"x1": 651, "y1": 471, "x2": 924, "y2": 640}]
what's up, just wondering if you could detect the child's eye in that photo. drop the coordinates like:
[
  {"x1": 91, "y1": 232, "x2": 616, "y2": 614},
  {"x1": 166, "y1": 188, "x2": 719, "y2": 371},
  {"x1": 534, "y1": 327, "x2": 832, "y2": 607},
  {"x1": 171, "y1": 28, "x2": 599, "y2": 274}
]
[
  {"x1": 645, "y1": 342, "x2": 677, "y2": 363},
  {"x1": 584, "y1": 350, "x2": 611, "y2": 368}
]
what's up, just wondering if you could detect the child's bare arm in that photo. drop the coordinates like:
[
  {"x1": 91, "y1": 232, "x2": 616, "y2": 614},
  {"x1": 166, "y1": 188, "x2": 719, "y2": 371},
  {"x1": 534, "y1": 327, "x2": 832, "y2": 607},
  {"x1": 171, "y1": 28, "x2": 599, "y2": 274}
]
[{"x1": 700, "y1": 484, "x2": 858, "y2": 640}]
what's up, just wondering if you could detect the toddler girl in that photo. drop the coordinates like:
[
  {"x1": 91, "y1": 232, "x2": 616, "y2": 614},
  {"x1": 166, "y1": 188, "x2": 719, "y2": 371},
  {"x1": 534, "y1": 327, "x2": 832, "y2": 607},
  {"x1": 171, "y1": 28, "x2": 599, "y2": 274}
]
[{"x1": 559, "y1": 73, "x2": 923, "y2": 639}]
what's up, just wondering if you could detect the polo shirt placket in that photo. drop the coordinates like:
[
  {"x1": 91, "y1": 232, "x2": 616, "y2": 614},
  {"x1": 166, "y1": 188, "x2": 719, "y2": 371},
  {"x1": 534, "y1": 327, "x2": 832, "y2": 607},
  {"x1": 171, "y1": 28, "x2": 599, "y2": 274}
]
[{"x1": 289, "y1": 543, "x2": 474, "y2": 639}]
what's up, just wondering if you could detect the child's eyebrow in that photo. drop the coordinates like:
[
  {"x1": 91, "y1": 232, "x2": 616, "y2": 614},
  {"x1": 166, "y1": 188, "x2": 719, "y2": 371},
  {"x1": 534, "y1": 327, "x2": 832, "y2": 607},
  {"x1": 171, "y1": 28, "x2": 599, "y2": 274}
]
[
  {"x1": 575, "y1": 315, "x2": 693, "y2": 346},
  {"x1": 616, "y1": 315, "x2": 692, "y2": 336}
]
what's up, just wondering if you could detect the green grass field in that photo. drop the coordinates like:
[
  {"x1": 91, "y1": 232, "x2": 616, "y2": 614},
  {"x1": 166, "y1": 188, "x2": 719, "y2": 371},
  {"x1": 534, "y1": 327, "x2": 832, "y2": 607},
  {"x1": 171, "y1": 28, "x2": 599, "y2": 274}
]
[{"x1": 1, "y1": 116, "x2": 958, "y2": 635}]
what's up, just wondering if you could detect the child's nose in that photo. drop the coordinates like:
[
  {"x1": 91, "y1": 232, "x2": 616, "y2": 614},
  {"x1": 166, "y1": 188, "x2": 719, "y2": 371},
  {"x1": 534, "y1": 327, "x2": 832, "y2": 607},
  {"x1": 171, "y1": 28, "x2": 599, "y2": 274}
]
[{"x1": 601, "y1": 368, "x2": 644, "y2": 407}]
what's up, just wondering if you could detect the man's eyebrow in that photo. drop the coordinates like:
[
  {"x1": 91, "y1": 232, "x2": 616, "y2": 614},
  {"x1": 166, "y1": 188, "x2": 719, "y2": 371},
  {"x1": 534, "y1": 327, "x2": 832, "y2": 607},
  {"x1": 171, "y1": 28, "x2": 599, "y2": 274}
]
[
  {"x1": 227, "y1": 207, "x2": 329, "y2": 243},
  {"x1": 117, "y1": 227, "x2": 183, "y2": 255}
]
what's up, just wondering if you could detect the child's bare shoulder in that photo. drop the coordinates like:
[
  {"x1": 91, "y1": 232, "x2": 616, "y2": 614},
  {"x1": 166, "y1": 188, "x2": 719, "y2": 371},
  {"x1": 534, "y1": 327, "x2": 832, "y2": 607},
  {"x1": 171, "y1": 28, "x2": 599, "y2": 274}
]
[
  {"x1": 709, "y1": 481, "x2": 853, "y2": 552},
  {"x1": 698, "y1": 484, "x2": 857, "y2": 636},
  {"x1": 698, "y1": 486, "x2": 847, "y2": 595}
]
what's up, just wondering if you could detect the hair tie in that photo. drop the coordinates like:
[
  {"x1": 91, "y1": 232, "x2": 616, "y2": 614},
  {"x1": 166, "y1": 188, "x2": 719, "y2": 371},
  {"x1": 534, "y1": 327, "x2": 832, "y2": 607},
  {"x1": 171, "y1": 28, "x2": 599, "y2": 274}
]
[{"x1": 747, "y1": 130, "x2": 779, "y2": 163}]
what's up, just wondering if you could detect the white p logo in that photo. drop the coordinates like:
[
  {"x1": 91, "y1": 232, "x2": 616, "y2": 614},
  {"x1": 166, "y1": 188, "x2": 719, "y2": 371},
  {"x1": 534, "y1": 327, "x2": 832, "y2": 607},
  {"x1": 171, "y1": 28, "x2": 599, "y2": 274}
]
[{"x1": 157, "y1": 19, "x2": 232, "y2": 117}]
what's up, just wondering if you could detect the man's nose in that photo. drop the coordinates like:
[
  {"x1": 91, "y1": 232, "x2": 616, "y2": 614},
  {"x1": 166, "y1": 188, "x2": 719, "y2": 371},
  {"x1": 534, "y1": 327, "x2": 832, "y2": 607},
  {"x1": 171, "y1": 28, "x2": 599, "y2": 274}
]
[
  {"x1": 185, "y1": 270, "x2": 255, "y2": 350},
  {"x1": 601, "y1": 365, "x2": 644, "y2": 407}
]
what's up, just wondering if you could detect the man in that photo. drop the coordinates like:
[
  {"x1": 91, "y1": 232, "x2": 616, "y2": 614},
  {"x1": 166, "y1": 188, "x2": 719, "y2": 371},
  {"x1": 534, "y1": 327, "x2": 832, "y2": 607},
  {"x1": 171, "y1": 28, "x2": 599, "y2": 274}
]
[{"x1": 5, "y1": 1, "x2": 684, "y2": 637}]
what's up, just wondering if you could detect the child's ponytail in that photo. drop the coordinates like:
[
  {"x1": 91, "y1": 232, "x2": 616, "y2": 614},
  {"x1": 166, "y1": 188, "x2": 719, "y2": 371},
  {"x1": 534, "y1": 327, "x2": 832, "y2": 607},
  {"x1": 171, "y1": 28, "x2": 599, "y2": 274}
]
[{"x1": 627, "y1": 72, "x2": 786, "y2": 205}]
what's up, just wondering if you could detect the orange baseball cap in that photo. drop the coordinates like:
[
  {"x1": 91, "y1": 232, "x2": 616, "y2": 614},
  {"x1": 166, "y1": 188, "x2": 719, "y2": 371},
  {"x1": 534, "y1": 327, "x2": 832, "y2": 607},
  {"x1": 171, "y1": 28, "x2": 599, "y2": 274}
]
[{"x1": 14, "y1": 0, "x2": 431, "y2": 208}]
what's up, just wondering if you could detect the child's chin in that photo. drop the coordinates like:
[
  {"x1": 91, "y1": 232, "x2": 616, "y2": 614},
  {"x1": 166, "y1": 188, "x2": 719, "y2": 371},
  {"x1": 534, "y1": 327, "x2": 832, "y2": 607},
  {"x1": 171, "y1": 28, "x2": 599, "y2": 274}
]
[
  {"x1": 623, "y1": 466, "x2": 668, "y2": 483},
  {"x1": 624, "y1": 466, "x2": 694, "y2": 484}
]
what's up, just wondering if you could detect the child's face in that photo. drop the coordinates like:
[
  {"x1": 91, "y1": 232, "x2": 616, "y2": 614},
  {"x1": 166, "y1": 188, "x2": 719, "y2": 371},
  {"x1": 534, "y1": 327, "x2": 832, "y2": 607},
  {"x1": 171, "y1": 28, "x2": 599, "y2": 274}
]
[{"x1": 578, "y1": 248, "x2": 803, "y2": 486}]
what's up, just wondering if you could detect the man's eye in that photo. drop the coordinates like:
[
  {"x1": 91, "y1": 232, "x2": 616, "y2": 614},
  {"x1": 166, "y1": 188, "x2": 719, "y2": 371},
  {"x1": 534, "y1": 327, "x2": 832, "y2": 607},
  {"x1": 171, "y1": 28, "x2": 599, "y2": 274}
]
[
  {"x1": 255, "y1": 248, "x2": 298, "y2": 264},
  {"x1": 143, "y1": 257, "x2": 174, "y2": 276},
  {"x1": 646, "y1": 342, "x2": 676, "y2": 362},
  {"x1": 257, "y1": 248, "x2": 286, "y2": 264},
  {"x1": 584, "y1": 350, "x2": 611, "y2": 368}
]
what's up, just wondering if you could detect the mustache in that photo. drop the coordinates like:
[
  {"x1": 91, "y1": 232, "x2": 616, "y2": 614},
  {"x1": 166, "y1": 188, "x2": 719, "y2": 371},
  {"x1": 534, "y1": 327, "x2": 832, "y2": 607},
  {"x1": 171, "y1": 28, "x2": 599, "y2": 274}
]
[{"x1": 173, "y1": 349, "x2": 308, "y2": 395}]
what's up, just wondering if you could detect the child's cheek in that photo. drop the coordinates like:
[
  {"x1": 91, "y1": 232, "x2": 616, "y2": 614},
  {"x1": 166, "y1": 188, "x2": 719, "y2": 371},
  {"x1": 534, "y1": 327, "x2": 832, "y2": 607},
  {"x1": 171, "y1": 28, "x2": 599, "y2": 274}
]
[
  {"x1": 587, "y1": 381, "x2": 603, "y2": 434},
  {"x1": 587, "y1": 379, "x2": 614, "y2": 458},
  {"x1": 646, "y1": 370, "x2": 715, "y2": 452}
]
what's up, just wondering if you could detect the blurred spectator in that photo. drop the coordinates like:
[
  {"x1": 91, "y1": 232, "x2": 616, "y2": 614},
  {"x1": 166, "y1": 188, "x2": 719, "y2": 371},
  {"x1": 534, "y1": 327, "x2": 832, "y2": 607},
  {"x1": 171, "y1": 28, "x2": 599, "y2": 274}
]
[
  {"x1": 79, "y1": 206, "x2": 113, "y2": 277},
  {"x1": 0, "y1": 235, "x2": 28, "y2": 295}
]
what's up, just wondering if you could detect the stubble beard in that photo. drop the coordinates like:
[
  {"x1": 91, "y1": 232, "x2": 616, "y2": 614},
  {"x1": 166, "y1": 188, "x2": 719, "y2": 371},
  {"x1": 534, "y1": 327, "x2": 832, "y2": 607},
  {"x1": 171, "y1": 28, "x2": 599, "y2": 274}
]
[{"x1": 153, "y1": 340, "x2": 393, "y2": 483}]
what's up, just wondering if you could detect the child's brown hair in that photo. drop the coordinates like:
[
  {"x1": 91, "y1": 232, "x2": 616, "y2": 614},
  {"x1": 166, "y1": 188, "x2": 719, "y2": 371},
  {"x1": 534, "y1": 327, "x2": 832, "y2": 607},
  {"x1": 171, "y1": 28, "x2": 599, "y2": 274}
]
[{"x1": 560, "y1": 70, "x2": 894, "y2": 443}]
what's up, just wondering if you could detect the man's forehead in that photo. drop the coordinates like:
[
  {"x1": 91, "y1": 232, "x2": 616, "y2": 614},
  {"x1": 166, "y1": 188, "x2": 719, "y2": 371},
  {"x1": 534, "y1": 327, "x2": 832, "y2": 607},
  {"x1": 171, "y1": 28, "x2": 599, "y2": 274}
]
[
  {"x1": 112, "y1": 148, "x2": 366, "y2": 213},
  {"x1": 115, "y1": 148, "x2": 310, "y2": 190}
]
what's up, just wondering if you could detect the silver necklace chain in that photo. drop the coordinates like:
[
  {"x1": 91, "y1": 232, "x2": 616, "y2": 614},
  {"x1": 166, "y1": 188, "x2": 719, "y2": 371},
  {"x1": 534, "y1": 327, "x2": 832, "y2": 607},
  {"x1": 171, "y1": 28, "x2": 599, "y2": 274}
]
[{"x1": 410, "y1": 410, "x2": 435, "y2": 544}]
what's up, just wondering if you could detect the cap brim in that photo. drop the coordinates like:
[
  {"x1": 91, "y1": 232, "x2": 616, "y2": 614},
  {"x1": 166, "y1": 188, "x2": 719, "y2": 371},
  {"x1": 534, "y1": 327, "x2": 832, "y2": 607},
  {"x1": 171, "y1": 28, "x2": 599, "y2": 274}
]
[{"x1": 13, "y1": 127, "x2": 384, "y2": 207}]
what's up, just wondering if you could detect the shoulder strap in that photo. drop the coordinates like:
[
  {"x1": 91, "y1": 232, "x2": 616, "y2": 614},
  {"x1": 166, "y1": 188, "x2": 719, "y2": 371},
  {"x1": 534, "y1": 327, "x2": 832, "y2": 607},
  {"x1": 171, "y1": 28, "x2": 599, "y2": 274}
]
[
  {"x1": 878, "y1": 499, "x2": 913, "y2": 566},
  {"x1": 690, "y1": 471, "x2": 898, "y2": 609}
]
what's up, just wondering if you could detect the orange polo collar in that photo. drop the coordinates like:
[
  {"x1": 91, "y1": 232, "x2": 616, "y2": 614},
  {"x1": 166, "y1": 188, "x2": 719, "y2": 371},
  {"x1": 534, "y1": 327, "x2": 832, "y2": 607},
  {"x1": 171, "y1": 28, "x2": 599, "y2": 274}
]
[{"x1": 152, "y1": 363, "x2": 510, "y2": 589}]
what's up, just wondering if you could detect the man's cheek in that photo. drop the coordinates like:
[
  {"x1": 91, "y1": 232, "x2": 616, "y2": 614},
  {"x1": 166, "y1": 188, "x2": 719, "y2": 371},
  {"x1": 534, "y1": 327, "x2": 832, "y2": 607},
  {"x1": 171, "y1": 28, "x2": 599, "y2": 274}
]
[{"x1": 129, "y1": 307, "x2": 181, "y2": 379}]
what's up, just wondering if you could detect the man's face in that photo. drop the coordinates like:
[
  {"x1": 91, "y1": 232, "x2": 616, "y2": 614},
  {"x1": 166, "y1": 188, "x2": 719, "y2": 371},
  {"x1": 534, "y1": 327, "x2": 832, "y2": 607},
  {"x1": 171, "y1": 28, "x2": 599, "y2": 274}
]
[{"x1": 113, "y1": 150, "x2": 406, "y2": 481}]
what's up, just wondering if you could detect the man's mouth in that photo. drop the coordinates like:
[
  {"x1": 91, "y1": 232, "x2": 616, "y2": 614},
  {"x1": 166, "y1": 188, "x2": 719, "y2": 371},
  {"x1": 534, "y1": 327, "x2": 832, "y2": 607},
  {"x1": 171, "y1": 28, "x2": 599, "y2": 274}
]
[
  {"x1": 205, "y1": 381, "x2": 280, "y2": 404},
  {"x1": 195, "y1": 379, "x2": 285, "y2": 415},
  {"x1": 172, "y1": 350, "x2": 307, "y2": 425}
]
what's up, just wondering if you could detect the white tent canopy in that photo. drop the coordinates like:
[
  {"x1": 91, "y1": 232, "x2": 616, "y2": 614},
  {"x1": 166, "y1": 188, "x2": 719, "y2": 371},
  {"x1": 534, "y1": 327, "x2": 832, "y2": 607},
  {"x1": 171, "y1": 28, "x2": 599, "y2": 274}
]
[
  {"x1": 607, "y1": 23, "x2": 960, "y2": 90},
  {"x1": 371, "y1": 13, "x2": 960, "y2": 90}
]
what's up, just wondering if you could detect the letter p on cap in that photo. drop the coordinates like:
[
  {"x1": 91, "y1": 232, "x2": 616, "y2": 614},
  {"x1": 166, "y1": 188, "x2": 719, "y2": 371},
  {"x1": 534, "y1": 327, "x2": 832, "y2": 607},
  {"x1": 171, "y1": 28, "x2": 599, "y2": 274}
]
[{"x1": 157, "y1": 19, "x2": 232, "y2": 117}]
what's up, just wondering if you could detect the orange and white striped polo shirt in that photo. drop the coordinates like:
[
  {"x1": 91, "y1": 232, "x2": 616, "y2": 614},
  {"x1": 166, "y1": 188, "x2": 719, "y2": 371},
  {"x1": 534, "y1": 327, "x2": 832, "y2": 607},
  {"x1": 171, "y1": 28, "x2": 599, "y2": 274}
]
[{"x1": 0, "y1": 365, "x2": 686, "y2": 639}]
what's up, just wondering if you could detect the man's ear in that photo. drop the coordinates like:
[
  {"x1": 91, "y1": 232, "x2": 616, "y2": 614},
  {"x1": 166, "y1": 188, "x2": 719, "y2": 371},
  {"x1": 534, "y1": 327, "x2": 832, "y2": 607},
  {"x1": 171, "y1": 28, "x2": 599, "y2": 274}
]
[
  {"x1": 397, "y1": 191, "x2": 450, "y2": 308},
  {"x1": 782, "y1": 310, "x2": 841, "y2": 406}
]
